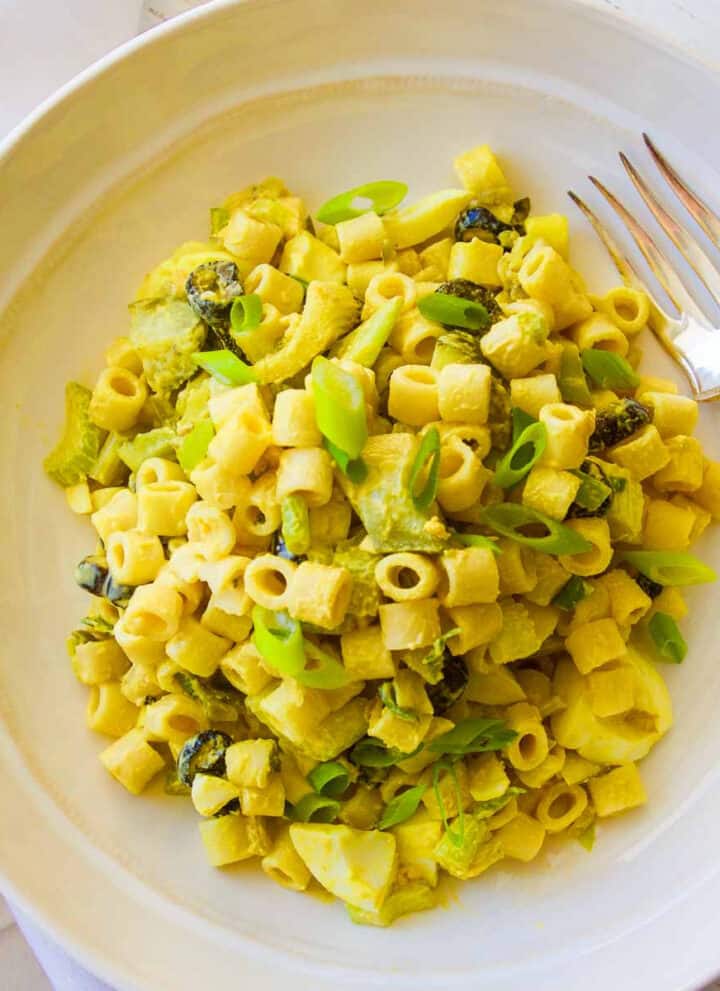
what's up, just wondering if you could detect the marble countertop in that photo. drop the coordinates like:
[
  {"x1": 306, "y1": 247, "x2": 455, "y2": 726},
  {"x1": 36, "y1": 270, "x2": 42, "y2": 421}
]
[{"x1": 0, "y1": 0, "x2": 719, "y2": 987}]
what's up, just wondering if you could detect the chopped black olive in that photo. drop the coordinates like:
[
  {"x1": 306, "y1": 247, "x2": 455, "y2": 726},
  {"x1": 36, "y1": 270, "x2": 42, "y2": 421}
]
[
  {"x1": 427, "y1": 653, "x2": 469, "y2": 714},
  {"x1": 177, "y1": 730, "x2": 233, "y2": 787},
  {"x1": 511, "y1": 197, "x2": 531, "y2": 224},
  {"x1": 436, "y1": 279, "x2": 503, "y2": 321},
  {"x1": 185, "y1": 261, "x2": 244, "y2": 328},
  {"x1": 636, "y1": 573, "x2": 664, "y2": 599},
  {"x1": 74, "y1": 556, "x2": 108, "y2": 595},
  {"x1": 272, "y1": 532, "x2": 305, "y2": 563},
  {"x1": 589, "y1": 399, "x2": 652, "y2": 452},
  {"x1": 455, "y1": 204, "x2": 523, "y2": 245},
  {"x1": 103, "y1": 574, "x2": 132, "y2": 607},
  {"x1": 566, "y1": 460, "x2": 613, "y2": 519}
]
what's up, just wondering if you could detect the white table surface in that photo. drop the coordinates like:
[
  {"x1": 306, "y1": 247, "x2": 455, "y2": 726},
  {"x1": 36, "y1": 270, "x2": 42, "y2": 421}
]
[{"x1": 1, "y1": 0, "x2": 720, "y2": 987}]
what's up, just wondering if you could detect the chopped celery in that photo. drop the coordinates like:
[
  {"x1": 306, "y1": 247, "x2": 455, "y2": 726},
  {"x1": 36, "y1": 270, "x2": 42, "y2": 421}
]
[
  {"x1": 337, "y1": 434, "x2": 448, "y2": 553},
  {"x1": 44, "y1": 383, "x2": 105, "y2": 487},
  {"x1": 558, "y1": 343, "x2": 592, "y2": 407},
  {"x1": 129, "y1": 298, "x2": 206, "y2": 394},
  {"x1": 118, "y1": 427, "x2": 177, "y2": 473},
  {"x1": 347, "y1": 881, "x2": 436, "y2": 927},
  {"x1": 175, "y1": 375, "x2": 212, "y2": 434},
  {"x1": 89, "y1": 432, "x2": 130, "y2": 487},
  {"x1": 332, "y1": 298, "x2": 402, "y2": 366}
]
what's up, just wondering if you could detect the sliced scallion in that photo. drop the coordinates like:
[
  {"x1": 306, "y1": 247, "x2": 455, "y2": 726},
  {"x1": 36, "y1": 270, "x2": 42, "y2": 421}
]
[
  {"x1": 648, "y1": 611, "x2": 687, "y2": 663},
  {"x1": 618, "y1": 550, "x2": 716, "y2": 586},
  {"x1": 289, "y1": 794, "x2": 341, "y2": 823},
  {"x1": 480, "y1": 503, "x2": 593, "y2": 555},
  {"x1": 229, "y1": 293, "x2": 263, "y2": 335},
  {"x1": 494, "y1": 420, "x2": 547, "y2": 488},
  {"x1": 316, "y1": 180, "x2": 408, "y2": 225},
  {"x1": 429, "y1": 718, "x2": 517, "y2": 757},
  {"x1": 417, "y1": 292, "x2": 490, "y2": 332},
  {"x1": 307, "y1": 761, "x2": 351, "y2": 798},
  {"x1": 378, "y1": 784, "x2": 427, "y2": 830},
  {"x1": 251, "y1": 607, "x2": 306, "y2": 677},
  {"x1": 581, "y1": 348, "x2": 639, "y2": 390},
  {"x1": 192, "y1": 349, "x2": 256, "y2": 386},
  {"x1": 408, "y1": 427, "x2": 441, "y2": 511},
  {"x1": 553, "y1": 575, "x2": 593, "y2": 611},
  {"x1": 311, "y1": 357, "x2": 368, "y2": 460},
  {"x1": 177, "y1": 420, "x2": 214, "y2": 473}
]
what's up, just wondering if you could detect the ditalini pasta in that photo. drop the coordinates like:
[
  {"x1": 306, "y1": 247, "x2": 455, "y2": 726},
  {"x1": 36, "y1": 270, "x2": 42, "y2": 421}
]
[{"x1": 45, "y1": 147, "x2": 717, "y2": 927}]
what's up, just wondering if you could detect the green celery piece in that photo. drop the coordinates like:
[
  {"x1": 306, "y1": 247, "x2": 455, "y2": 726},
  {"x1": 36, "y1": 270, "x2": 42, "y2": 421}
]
[
  {"x1": 175, "y1": 375, "x2": 212, "y2": 434},
  {"x1": 558, "y1": 343, "x2": 592, "y2": 407},
  {"x1": 332, "y1": 541, "x2": 382, "y2": 618},
  {"x1": 434, "y1": 815, "x2": 488, "y2": 878},
  {"x1": 430, "y1": 332, "x2": 484, "y2": 370},
  {"x1": 118, "y1": 427, "x2": 177, "y2": 473},
  {"x1": 336, "y1": 433, "x2": 448, "y2": 553},
  {"x1": 44, "y1": 382, "x2": 105, "y2": 486},
  {"x1": 347, "y1": 881, "x2": 436, "y2": 927},
  {"x1": 332, "y1": 298, "x2": 403, "y2": 366},
  {"x1": 89, "y1": 431, "x2": 130, "y2": 486},
  {"x1": 129, "y1": 298, "x2": 206, "y2": 394},
  {"x1": 594, "y1": 458, "x2": 644, "y2": 543}
]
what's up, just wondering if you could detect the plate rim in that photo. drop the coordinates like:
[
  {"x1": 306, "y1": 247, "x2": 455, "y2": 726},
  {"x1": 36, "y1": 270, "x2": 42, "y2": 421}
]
[{"x1": 2, "y1": 2, "x2": 720, "y2": 989}]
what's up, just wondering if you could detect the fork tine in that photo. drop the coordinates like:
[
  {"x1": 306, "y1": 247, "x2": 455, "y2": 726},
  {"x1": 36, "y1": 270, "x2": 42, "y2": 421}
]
[
  {"x1": 588, "y1": 174, "x2": 710, "y2": 325},
  {"x1": 566, "y1": 189, "x2": 655, "y2": 296},
  {"x1": 619, "y1": 151, "x2": 720, "y2": 308},
  {"x1": 644, "y1": 133, "x2": 720, "y2": 249}
]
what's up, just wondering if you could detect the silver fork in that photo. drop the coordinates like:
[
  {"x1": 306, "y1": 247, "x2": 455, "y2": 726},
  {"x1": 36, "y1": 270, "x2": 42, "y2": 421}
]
[{"x1": 568, "y1": 133, "x2": 720, "y2": 402}]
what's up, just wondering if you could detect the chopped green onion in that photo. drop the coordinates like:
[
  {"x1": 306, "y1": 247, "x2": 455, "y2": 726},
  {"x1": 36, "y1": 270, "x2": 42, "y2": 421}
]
[
  {"x1": 480, "y1": 504, "x2": 593, "y2": 555},
  {"x1": 473, "y1": 786, "x2": 525, "y2": 819},
  {"x1": 572, "y1": 469, "x2": 612, "y2": 511},
  {"x1": 229, "y1": 293, "x2": 263, "y2": 335},
  {"x1": 648, "y1": 612, "x2": 688, "y2": 663},
  {"x1": 378, "y1": 682, "x2": 418, "y2": 722},
  {"x1": 333, "y1": 297, "x2": 403, "y2": 366},
  {"x1": 417, "y1": 292, "x2": 491, "y2": 332},
  {"x1": 308, "y1": 761, "x2": 351, "y2": 798},
  {"x1": 618, "y1": 550, "x2": 717, "y2": 586},
  {"x1": 581, "y1": 349, "x2": 639, "y2": 390},
  {"x1": 378, "y1": 785, "x2": 427, "y2": 830},
  {"x1": 349, "y1": 738, "x2": 422, "y2": 768},
  {"x1": 192, "y1": 349, "x2": 256, "y2": 386},
  {"x1": 297, "y1": 641, "x2": 350, "y2": 689},
  {"x1": 433, "y1": 758, "x2": 465, "y2": 847},
  {"x1": 311, "y1": 357, "x2": 368, "y2": 460},
  {"x1": 577, "y1": 820, "x2": 596, "y2": 852},
  {"x1": 316, "y1": 180, "x2": 408, "y2": 225},
  {"x1": 511, "y1": 407, "x2": 536, "y2": 443},
  {"x1": 252, "y1": 608, "x2": 349, "y2": 688},
  {"x1": 324, "y1": 438, "x2": 368, "y2": 483},
  {"x1": 408, "y1": 427, "x2": 441, "y2": 511},
  {"x1": 210, "y1": 206, "x2": 229, "y2": 235},
  {"x1": 177, "y1": 420, "x2": 214, "y2": 473},
  {"x1": 251, "y1": 607, "x2": 306, "y2": 677},
  {"x1": 429, "y1": 718, "x2": 517, "y2": 757},
  {"x1": 453, "y1": 533, "x2": 502, "y2": 554},
  {"x1": 553, "y1": 575, "x2": 593, "y2": 611},
  {"x1": 558, "y1": 343, "x2": 592, "y2": 406},
  {"x1": 280, "y1": 495, "x2": 310, "y2": 556},
  {"x1": 289, "y1": 794, "x2": 341, "y2": 823},
  {"x1": 494, "y1": 421, "x2": 547, "y2": 488}
]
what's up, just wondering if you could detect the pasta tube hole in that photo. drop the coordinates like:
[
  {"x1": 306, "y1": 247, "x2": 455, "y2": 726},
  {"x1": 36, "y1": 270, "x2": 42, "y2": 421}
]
[{"x1": 108, "y1": 370, "x2": 141, "y2": 397}]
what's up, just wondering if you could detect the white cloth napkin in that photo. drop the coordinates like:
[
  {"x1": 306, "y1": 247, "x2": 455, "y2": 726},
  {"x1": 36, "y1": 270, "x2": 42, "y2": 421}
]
[{"x1": 1, "y1": 0, "x2": 719, "y2": 988}]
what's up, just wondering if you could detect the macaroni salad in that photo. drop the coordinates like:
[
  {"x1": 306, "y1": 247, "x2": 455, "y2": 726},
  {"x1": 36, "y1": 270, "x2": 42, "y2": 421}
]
[{"x1": 44, "y1": 145, "x2": 719, "y2": 925}]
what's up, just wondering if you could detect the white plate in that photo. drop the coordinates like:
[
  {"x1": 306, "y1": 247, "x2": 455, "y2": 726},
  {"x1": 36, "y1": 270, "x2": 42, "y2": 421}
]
[{"x1": 1, "y1": 1, "x2": 720, "y2": 988}]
